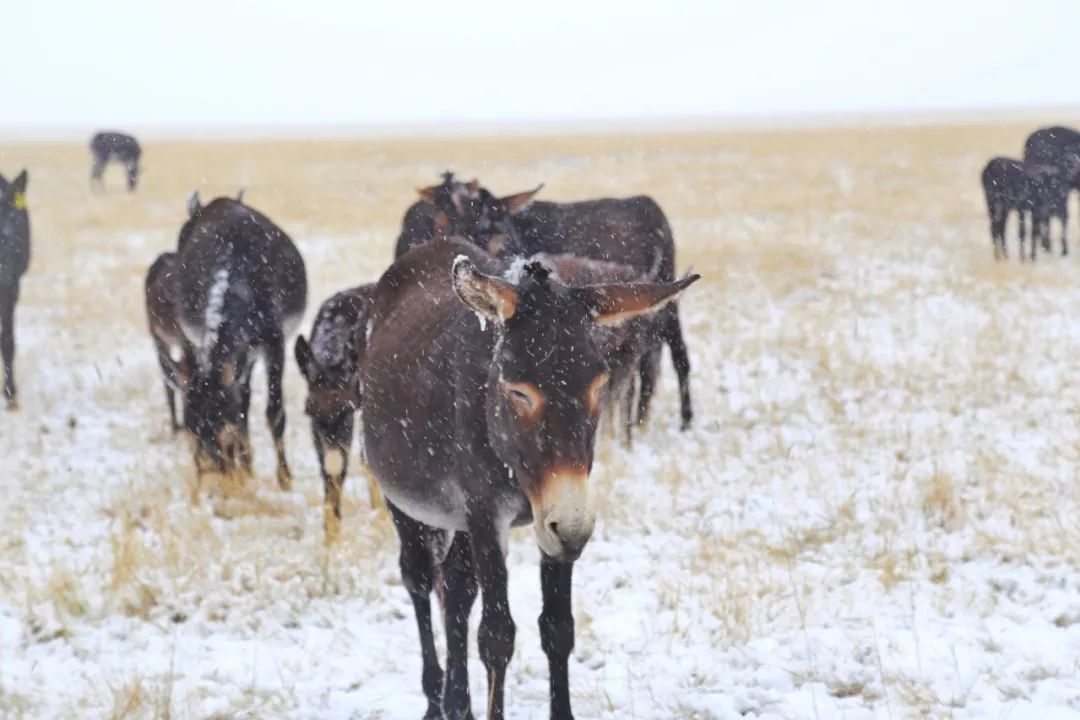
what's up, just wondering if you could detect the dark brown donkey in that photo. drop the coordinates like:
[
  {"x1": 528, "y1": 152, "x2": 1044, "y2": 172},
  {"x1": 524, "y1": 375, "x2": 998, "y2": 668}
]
[
  {"x1": 161, "y1": 196, "x2": 307, "y2": 491},
  {"x1": 363, "y1": 237, "x2": 698, "y2": 719},
  {"x1": 294, "y1": 284, "x2": 376, "y2": 538},
  {"x1": 0, "y1": 171, "x2": 30, "y2": 409},
  {"x1": 144, "y1": 190, "x2": 247, "y2": 430},
  {"x1": 90, "y1": 131, "x2": 142, "y2": 191}
]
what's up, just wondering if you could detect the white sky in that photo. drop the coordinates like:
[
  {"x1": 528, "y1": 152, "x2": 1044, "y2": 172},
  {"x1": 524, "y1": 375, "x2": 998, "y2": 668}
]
[{"x1": 9, "y1": 0, "x2": 1080, "y2": 130}]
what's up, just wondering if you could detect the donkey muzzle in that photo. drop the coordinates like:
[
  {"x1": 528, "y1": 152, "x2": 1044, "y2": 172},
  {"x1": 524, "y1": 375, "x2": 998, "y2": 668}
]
[{"x1": 532, "y1": 465, "x2": 595, "y2": 562}]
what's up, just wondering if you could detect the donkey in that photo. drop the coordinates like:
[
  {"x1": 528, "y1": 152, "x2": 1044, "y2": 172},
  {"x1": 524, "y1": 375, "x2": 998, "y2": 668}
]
[
  {"x1": 294, "y1": 283, "x2": 376, "y2": 538},
  {"x1": 90, "y1": 131, "x2": 142, "y2": 191},
  {"x1": 163, "y1": 196, "x2": 307, "y2": 491},
  {"x1": 982, "y1": 157, "x2": 1035, "y2": 261},
  {"x1": 424, "y1": 179, "x2": 693, "y2": 432},
  {"x1": 363, "y1": 237, "x2": 698, "y2": 719},
  {"x1": 1023, "y1": 127, "x2": 1080, "y2": 252},
  {"x1": 144, "y1": 251, "x2": 194, "y2": 431},
  {"x1": 0, "y1": 171, "x2": 30, "y2": 410}
]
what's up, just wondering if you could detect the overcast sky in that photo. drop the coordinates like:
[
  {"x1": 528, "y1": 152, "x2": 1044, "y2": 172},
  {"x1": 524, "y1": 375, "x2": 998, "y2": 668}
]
[{"x1": 9, "y1": 0, "x2": 1080, "y2": 131}]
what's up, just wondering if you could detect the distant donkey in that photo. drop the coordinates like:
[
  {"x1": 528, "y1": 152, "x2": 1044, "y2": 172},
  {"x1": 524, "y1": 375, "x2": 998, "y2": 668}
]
[
  {"x1": 294, "y1": 283, "x2": 377, "y2": 538},
  {"x1": 981, "y1": 157, "x2": 1069, "y2": 262},
  {"x1": 982, "y1": 157, "x2": 1034, "y2": 261},
  {"x1": 162, "y1": 195, "x2": 307, "y2": 493},
  {"x1": 1023, "y1": 126, "x2": 1080, "y2": 254},
  {"x1": 0, "y1": 171, "x2": 30, "y2": 409},
  {"x1": 90, "y1": 131, "x2": 142, "y2": 191}
]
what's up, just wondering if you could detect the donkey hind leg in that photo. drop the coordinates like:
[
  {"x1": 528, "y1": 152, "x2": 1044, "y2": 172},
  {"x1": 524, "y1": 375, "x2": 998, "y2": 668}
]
[
  {"x1": 1, "y1": 282, "x2": 18, "y2": 409},
  {"x1": 264, "y1": 333, "x2": 292, "y2": 489},
  {"x1": 661, "y1": 304, "x2": 693, "y2": 430},
  {"x1": 635, "y1": 345, "x2": 660, "y2": 429},
  {"x1": 388, "y1": 502, "x2": 446, "y2": 719},
  {"x1": 1011, "y1": 207, "x2": 1024, "y2": 262},
  {"x1": 469, "y1": 511, "x2": 516, "y2": 720},
  {"x1": 441, "y1": 530, "x2": 478, "y2": 720},
  {"x1": 1060, "y1": 207, "x2": 1069, "y2": 256},
  {"x1": 126, "y1": 161, "x2": 138, "y2": 192},
  {"x1": 540, "y1": 557, "x2": 577, "y2": 720}
]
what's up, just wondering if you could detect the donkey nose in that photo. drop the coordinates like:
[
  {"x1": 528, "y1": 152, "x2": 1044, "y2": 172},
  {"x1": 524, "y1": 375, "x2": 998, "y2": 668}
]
[{"x1": 546, "y1": 518, "x2": 589, "y2": 556}]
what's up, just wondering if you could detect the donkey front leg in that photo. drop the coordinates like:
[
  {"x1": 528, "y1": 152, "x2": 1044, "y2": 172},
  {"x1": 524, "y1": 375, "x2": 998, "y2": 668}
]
[
  {"x1": 1, "y1": 282, "x2": 19, "y2": 410},
  {"x1": 265, "y1": 335, "x2": 292, "y2": 489},
  {"x1": 468, "y1": 511, "x2": 516, "y2": 720},
  {"x1": 388, "y1": 502, "x2": 446, "y2": 719},
  {"x1": 540, "y1": 558, "x2": 577, "y2": 720}
]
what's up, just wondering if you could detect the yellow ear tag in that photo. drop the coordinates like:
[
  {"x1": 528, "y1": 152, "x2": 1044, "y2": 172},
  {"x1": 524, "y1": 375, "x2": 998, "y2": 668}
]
[{"x1": 12, "y1": 192, "x2": 26, "y2": 210}]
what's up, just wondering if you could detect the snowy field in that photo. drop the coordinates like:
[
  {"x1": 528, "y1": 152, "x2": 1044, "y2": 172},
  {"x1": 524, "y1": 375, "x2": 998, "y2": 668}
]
[{"x1": 2, "y1": 124, "x2": 1080, "y2": 718}]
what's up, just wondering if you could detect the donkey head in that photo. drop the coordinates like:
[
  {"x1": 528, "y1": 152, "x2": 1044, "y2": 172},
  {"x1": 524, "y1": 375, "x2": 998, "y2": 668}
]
[
  {"x1": 452, "y1": 256, "x2": 699, "y2": 561},
  {"x1": 295, "y1": 333, "x2": 363, "y2": 482},
  {"x1": 459, "y1": 184, "x2": 542, "y2": 256},
  {"x1": 0, "y1": 171, "x2": 29, "y2": 212},
  {"x1": 417, "y1": 173, "x2": 542, "y2": 256},
  {"x1": 181, "y1": 356, "x2": 252, "y2": 478}
]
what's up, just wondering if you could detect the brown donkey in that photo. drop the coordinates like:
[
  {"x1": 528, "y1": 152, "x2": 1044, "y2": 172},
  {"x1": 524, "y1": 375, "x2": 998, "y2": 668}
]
[
  {"x1": 294, "y1": 284, "x2": 377, "y2": 538},
  {"x1": 362, "y1": 237, "x2": 698, "y2": 719}
]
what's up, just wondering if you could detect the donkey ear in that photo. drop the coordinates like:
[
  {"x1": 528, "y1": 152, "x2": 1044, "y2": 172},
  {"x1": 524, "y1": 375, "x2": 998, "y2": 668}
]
[
  {"x1": 187, "y1": 190, "x2": 202, "y2": 218},
  {"x1": 417, "y1": 185, "x2": 439, "y2": 204},
  {"x1": 236, "y1": 188, "x2": 245, "y2": 204},
  {"x1": 501, "y1": 184, "x2": 543, "y2": 215},
  {"x1": 452, "y1": 256, "x2": 518, "y2": 325},
  {"x1": 0, "y1": 173, "x2": 9, "y2": 194},
  {"x1": 578, "y1": 274, "x2": 701, "y2": 327},
  {"x1": 11, "y1": 170, "x2": 28, "y2": 193},
  {"x1": 294, "y1": 335, "x2": 314, "y2": 381}
]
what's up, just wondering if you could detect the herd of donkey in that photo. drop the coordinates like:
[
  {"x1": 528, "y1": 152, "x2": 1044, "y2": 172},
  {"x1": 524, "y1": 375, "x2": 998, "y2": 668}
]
[{"x1": 0, "y1": 123, "x2": 1078, "y2": 717}]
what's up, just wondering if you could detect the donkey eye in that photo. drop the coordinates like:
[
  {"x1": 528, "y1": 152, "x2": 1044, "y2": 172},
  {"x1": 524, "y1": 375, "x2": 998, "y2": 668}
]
[{"x1": 503, "y1": 381, "x2": 542, "y2": 415}]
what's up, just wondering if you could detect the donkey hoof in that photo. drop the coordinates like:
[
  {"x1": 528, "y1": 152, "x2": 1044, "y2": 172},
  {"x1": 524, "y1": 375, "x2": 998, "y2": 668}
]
[
  {"x1": 277, "y1": 467, "x2": 293, "y2": 491},
  {"x1": 5, "y1": 399, "x2": 19, "y2": 412}
]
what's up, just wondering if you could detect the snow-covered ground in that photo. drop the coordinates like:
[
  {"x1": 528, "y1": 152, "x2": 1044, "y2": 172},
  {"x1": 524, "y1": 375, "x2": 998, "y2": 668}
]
[{"x1": 2, "y1": 128, "x2": 1080, "y2": 719}]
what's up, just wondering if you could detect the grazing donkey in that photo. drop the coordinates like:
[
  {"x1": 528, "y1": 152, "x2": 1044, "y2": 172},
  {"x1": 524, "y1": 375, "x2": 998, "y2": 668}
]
[
  {"x1": 144, "y1": 251, "x2": 194, "y2": 431},
  {"x1": 1023, "y1": 126, "x2": 1080, "y2": 253},
  {"x1": 982, "y1": 157, "x2": 1035, "y2": 260},
  {"x1": 421, "y1": 178, "x2": 693, "y2": 432},
  {"x1": 363, "y1": 237, "x2": 698, "y2": 719},
  {"x1": 0, "y1": 171, "x2": 30, "y2": 410},
  {"x1": 90, "y1": 131, "x2": 142, "y2": 191},
  {"x1": 294, "y1": 284, "x2": 377, "y2": 538},
  {"x1": 164, "y1": 196, "x2": 307, "y2": 490}
]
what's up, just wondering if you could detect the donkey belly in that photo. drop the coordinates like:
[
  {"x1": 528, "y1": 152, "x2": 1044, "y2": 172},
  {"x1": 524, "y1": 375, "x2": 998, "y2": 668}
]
[{"x1": 379, "y1": 480, "x2": 469, "y2": 533}]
